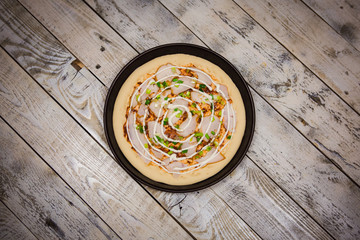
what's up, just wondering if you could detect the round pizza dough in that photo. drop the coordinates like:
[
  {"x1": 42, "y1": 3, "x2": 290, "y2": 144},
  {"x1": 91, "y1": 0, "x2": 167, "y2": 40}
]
[{"x1": 113, "y1": 54, "x2": 246, "y2": 185}]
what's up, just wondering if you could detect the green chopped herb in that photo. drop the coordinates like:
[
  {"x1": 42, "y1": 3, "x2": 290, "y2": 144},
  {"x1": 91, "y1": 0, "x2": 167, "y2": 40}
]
[
  {"x1": 155, "y1": 95, "x2": 160, "y2": 100},
  {"x1": 196, "y1": 137, "x2": 201, "y2": 142},
  {"x1": 172, "y1": 142, "x2": 177, "y2": 144},
  {"x1": 205, "y1": 133, "x2": 210, "y2": 140},
  {"x1": 211, "y1": 103, "x2": 214, "y2": 110},
  {"x1": 218, "y1": 110, "x2": 222, "y2": 116},
  {"x1": 214, "y1": 141, "x2": 219, "y2": 147},
  {"x1": 162, "y1": 81, "x2": 168, "y2": 87},
  {"x1": 179, "y1": 136, "x2": 184, "y2": 140},
  {"x1": 205, "y1": 98, "x2": 208, "y2": 101},
  {"x1": 146, "y1": 89, "x2": 151, "y2": 94},
  {"x1": 198, "y1": 151, "x2": 203, "y2": 156},
  {"x1": 172, "y1": 78, "x2": 178, "y2": 82},
  {"x1": 156, "y1": 135, "x2": 161, "y2": 141},
  {"x1": 207, "y1": 146, "x2": 212, "y2": 151},
  {"x1": 177, "y1": 80, "x2": 184, "y2": 84},
  {"x1": 191, "y1": 103, "x2": 196, "y2": 108},
  {"x1": 175, "y1": 84, "x2": 180, "y2": 88},
  {"x1": 169, "y1": 146, "x2": 174, "y2": 149},
  {"x1": 168, "y1": 151, "x2": 173, "y2": 155},
  {"x1": 211, "y1": 116, "x2": 215, "y2": 122},
  {"x1": 176, "y1": 112, "x2": 182, "y2": 118},
  {"x1": 136, "y1": 125, "x2": 144, "y2": 133},
  {"x1": 199, "y1": 84, "x2": 206, "y2": 89},
  {"x1": 163, "y1": 117, "x2": 168, "y2": 125},
  {"x1": 175, "y1": 125, "x2": 179, "y2": 129},
  {"x1": 211, "y1": 131, "x2": 215, "y2": 135},
  {"x1": 174, "y1": 108, "x2": 179, "y2": 111},
  {"x1": 156, "y1": 82, "x2": 161, "y2": 88},
  {"x1": 182, "y1": 149, "x2": 188, "y2": 153},
  {"x1": 195, "y1": 155, "x2": 200, "y2": 159},
  {"x1": 144, "y1": 143, "x2": 149, "y2": 148},
  {"x1": 186, "y1": 68, "x2": 190, "y2": 73},
  {"x1": 136, "y1": 95, "x2": 140, "y2": 102},
  {"x1": 145, "y1": 99, "x2": 151, "y2": 105},
  {"x1": 171, "y1": 67, "x2": 176, "y2": 73},
  {"x1": 194, "y1": 132, "x2": 203, "y2": 137},
  {"x1": 164, "y1": 141, "x2": 169, "y2": 147},
  {"x1": 227, "y1": 135, "x2": 232, "y2": 139},
  {"x1": 150, "y1": 81, "x2": 155, "y2": 85},
  {"x1": 190, "y1": 137, "x2": 193, "y2": 142},
  {"x1": 190, "y1": 110, "x2": 195, "y2": 115},
  {"x1": 179, "y1": 93, "x2": 185, "y2": 97},
  {"x1": 210, "y1": 94, "x2": 214, "y2": 100},
  {"x1": 186, "y1": 91, "x2": 191, "y2": 97},
  {"x1": 164, "y1": 96, "x2": 169, "y2": 100}
]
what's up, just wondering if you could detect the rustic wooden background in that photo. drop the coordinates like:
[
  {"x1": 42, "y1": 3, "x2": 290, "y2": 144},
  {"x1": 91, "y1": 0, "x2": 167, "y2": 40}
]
[{"x1": 0, "y1": 0, "x2": 359, "y2": 239}]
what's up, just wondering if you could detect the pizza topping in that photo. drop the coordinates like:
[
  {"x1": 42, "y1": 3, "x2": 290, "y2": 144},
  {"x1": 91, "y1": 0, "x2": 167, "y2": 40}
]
[{"x1": 125, "y1": 64, "x2": 236, "y2": 174}]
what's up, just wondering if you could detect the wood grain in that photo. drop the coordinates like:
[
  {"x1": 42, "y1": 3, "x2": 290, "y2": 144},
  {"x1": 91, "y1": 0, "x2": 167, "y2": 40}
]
[
  {"x1": 159, "y1": 0, "x2": 360, "y2": 186},
  {"x1": 234, "y1": 0, "x2": 360, "y2": 112},
  {"x1": 9, "y1": 0, "x2": 360, "y2": 238},
  {"x1": 18, "y1": 0, "x2": 138, "y2": 86},
  {"x1": 0, "y1": 2, "x2": 261, "y2": 239},
  {"x1": 0, "y1": 1, "x2": 334, "y2": 239},
  {"x1": 0, "y1": 49, "x2": 191, "y2": 240},
  {"x1": 214, "y1": 157, "x2": 333, "y2": 240},
  {"x1": 85, "y1": 0, "x2": 203, "y2": 51},
  {"x1": 245, "y1": 88, "x2": 360, "y2": 239},
  {"x1": 302, "y1": 0, "x2": 360, "y2": 50},
  {"x1": 0, "y1": 118, "x2": 120, "y2": 240},
  {"x1": 0, "y1": 202, "x2": 36, "y2": 240},
  {"x1": 0, "y1": 0, "x2": 109, "y2": 151},
  {"x1": 150, "y1": 187, "x2": 262, "y2": 240}
]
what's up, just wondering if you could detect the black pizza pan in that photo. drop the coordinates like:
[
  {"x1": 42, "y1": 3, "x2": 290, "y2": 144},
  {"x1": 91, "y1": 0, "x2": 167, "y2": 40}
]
[{"x1": 104, "y1": 43, "x2": 255, "y2": 192}]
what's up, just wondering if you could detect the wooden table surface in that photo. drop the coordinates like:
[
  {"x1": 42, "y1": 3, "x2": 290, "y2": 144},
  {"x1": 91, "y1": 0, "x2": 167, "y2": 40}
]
[{"x1": 1, "y1": 0, "x2": 359, "y2": 239}]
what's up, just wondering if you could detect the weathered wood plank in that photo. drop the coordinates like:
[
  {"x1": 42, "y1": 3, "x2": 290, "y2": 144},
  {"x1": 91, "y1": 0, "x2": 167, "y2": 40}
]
[
  {"x1": 214, "y1": 156, "x2": 334, "y2": 240},
  {"x1": 85, "y1": 0, "x2": 203, "y2": 52},
  {"x1": 0, "y1": 118, "x2": 120, "y2": 240},
  {"x1": 0, "y1": 2, "x2": 260, "y2": 239},
  {"x1": 0, "y1": 1, "x2": 337, "y2": 239},
  {"x1": 17, "y1": 0, "x2": 137, "y2": 86},
  {"x1": 244, "y1": 88, "x2": 360, "y2": 239},
  {"x1": 0, "y1": 202, "x2": 36, "y2": 240},
  {"x1": 10, "y1": 0, "x2": 360, "y2": 238},
  {"x1": 302, "y1": 0, "x2": 360, "y2": 50},
  {"x1": 159, "y1": 0, "x2": 360, "y2": 187},
  {"x1": 234, "y1": 0, "x2": 360, "y2": 112},
  {"x1": 0, "y1": 49, "x2": 191, "y2": 240},
  {"x1": 0, "y1": 0, "x2": 109, "y2": 151}
]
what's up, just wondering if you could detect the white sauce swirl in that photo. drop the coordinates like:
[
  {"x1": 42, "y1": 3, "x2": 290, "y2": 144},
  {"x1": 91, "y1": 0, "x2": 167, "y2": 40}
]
[{"x1": 125, "y1": 64, "x2": 236, "y2": 174}]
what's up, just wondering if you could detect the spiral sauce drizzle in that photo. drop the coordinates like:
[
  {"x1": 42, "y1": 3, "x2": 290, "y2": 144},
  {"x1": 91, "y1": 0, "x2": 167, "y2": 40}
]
[{"x1": 125, "y1": 64, "x2": 236, "y2": 175}]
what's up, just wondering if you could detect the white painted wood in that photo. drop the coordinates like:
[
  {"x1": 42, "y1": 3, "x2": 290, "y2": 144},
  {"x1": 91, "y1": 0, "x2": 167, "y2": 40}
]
[
  {"x1": 85, "y1": 0, "x2": 203, "y2": 51},
  {"x1": 234, "y1": 0, "x2": 360, "y2": 112},
  {"x1": 0, "y1": 118, "x2": 121, "y2": 240},
  {"x1": 213, "y1": 157, "x2": 333, "y2": 240},
  {"x1": 18, "y1": 0, "x2": 138, "y2": 86},
  {"x1": 303, "y1": 0, "x2": 360, "y2": 50},
  {"x1": 159, "y1": 0, "x2": 360, "y2": 187},
  {"x1": 0, "y1": 49, "x2": 191, "y2": 240},
  {"x1": 0, "y1": 2, "x2": 260, "y2": 239},
  {"x1": 0, "y1": 1, "x2": 336, "y2": 239},
  {"x1": 0, "y1": 202, "x2": 36, "y2": 240}
]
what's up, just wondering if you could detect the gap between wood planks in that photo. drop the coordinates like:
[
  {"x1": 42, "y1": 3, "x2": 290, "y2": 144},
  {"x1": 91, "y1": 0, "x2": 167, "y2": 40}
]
[
  {"x1": 84, "y1": 0, "x2": 360, "y2": 189},
  {"x1": 3, "y1": 0, "x2": 358, "y2": 238},
  {"x1": 300, "y1": 0, "x2": 360, "y2": 52},
  {"x1": 0, "y1": 199, "x2": 38, "y2": 240},
  {"x1": 0, "y1": 44, "x2": 198, "y2": 240},
  {"x1": 0, "y1": 116, "x2": 122, "y2": 240},
  {"x1": 0, "y1": 48, "x2": 195, "y2": 240},
  {"x1": 231, "y1": 0, "x2": 360, "y2": 117}
]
